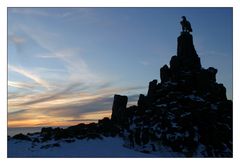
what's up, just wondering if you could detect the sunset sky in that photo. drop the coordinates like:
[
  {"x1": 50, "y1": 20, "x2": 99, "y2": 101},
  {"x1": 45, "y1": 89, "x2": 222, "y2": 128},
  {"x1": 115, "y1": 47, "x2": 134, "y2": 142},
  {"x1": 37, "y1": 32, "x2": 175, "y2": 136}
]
[{"x1": 8, "y1": 8, "x2": 232, "y2": 128}]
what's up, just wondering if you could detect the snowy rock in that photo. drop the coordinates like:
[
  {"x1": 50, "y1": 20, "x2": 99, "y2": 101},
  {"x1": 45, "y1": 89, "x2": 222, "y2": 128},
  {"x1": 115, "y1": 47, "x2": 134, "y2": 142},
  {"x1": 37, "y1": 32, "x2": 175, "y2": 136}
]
[{"x1": 116, "y1": 30, "x2": 232, "y2": 157}]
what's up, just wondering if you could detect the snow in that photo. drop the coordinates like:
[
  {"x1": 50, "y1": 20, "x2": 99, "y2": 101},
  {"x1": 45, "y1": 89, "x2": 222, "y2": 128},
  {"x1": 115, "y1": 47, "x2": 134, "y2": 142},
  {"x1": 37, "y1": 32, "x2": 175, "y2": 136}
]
[
  {"x1": 129, "y1": 123, "x2": 136, "y2": 130},
  {"x1": 145, "y1": 109, "x2": 152, "y2": 113},
  {"x1": 180, "y1": 112, "x2": 191, "y2": 118},
  {"x1": 166, "y1": 133, "x2": 179, "y2": 141},
  {"x1": 8, "y1": 136, "x2": 192, "y2": 158},
  {"x1": 184, "y1": 95, "x2": 204, "y2": 102},
  {"x1": 156, "y1": 99, "x2": 161, "y2": 102},
  {"x1": 194, "y1": 143, "x2": 206, "y2": 156},
  {"x1": 164, "y1": 81, "x2": 178, "y2": 86},
  {"x1": 156, "y1": 104, "x2": 167, "y2": 108},
  {"x1": 211, "y1": 104, "x2": 218, "y2": 110},
  {"x1": 184, "y1": 131, "x2": 190, "y2": 137},
  {"x1": 8, "y1": 137, "x2": 156, "y2": 158},
  {"x1": 167, "y1": 112, "x2": 175, "y2": 120},
  {"x1": 170, "y1": 101, "x2": 177, "y2": 105},
  {"x1": 152, "y1": 123, "x2": 160, "y2": 131},
  {"x1": 171, "y1": 122, "x2": 178, "y2": 128},
  {"x1": 155, "y1": 145, "x2": 185, "y2": 157},
  {"x1": 170, "y1": 107, "x2": 178, "y2": 111}
]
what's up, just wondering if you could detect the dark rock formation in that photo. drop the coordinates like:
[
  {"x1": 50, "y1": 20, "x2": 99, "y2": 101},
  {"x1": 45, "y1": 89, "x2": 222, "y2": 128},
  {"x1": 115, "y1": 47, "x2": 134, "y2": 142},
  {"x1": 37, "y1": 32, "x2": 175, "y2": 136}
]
[
  {"x1": 170, "y1": 32, "x2": 201, "y2": 72},
  {"x1": 98, "y1": 117, "x2": 120, "y2": 137},
  {"x1": 160, "y1": 65, "x2": 171, "y2": 83},
  {"x1": 114, "y1": 30, "x2": 232, "y2": 157},
  {"x1": 137, "y1": 94, "x2": 149, "y2": 109},
  {"x1": 147, "y1": 79, "x2": 158, "y2": 97},
  {"x1": 12, "y1": 133, "x2": 31, "y2": 141},
  {"x1": 111, "y1": 94, "x2": 128, "y2": 125},
  {"x1": 9, "y1": 118, "x2": 121, "y2": 143}
]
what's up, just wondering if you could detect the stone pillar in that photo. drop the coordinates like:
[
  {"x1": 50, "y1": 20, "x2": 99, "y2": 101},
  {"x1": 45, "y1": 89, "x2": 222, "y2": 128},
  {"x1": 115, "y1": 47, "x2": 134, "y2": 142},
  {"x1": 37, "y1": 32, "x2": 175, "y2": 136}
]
[{"x1": 111, "y1": 94, "x2": 128, "y2": 124}]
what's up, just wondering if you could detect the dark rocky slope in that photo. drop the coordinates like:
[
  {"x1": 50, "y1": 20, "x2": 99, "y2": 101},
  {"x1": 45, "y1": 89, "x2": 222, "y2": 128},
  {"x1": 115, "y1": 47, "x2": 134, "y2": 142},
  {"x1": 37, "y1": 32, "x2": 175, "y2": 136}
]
[{"x1": 111, "y1": 32, "x2": 232, "y2": 157}]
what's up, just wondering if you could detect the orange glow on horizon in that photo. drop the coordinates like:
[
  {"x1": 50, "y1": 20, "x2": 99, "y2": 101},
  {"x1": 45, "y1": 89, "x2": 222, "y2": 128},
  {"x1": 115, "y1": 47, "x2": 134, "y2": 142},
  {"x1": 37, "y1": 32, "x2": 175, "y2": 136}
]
[{"x1": 8, "y1": 109, "x2": 112, "y2": 128}]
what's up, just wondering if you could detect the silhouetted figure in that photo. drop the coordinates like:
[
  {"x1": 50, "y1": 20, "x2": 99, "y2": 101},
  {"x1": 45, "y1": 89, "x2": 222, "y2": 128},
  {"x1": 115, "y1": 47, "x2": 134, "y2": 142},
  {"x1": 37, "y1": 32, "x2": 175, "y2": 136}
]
[{"x1": 180, "y1": 16, "x2": 192, "y2": 32}]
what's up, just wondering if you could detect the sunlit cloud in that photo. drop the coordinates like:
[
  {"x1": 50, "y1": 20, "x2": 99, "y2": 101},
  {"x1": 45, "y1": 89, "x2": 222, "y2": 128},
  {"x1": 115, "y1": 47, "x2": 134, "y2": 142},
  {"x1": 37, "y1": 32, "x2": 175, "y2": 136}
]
[
  {"x1": 8, "y1": 81, "x2": 142, "y2": 127},
  {"x1": 9, "y1": 65, "x2": 51, "y2": 90},
  {"x1": 8, "y1": 81, "x2": 37, "y2": 90},
  {"x1": 79, "y1": 110, "x2": 112, "y2": 121}
]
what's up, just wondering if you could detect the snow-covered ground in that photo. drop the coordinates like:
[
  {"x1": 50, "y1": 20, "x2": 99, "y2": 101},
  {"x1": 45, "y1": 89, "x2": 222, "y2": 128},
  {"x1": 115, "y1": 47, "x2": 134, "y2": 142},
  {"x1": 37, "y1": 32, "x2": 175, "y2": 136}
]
[
  {"x1": 8, "y1": 137, "x2": 154, "y2": 158},
  {"x1": 8, "y1": 136, "x2": 186, "y2": 158}
]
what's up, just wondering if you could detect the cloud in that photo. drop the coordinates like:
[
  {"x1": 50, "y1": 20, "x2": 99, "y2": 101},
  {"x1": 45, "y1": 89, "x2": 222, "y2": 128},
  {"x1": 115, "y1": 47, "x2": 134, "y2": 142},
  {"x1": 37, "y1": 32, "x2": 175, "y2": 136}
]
[
  {"x1": 9, "y1": 8, "x2": 98, "y2": 23},
  {"x1": 9, "y1": 8, "x2": 73, "y2": 18},
  {"x1": 8, "y1": 95, "x2": 113, "y2": 127},
  {"x1": 15, "y1": 82, "x2": 89, "y2": 107},
  {"x1": 8, "y1": 81, "x2": 37, "y2": 90},
  {"x1": 8, "y1": 80, "x2": 143, "y2": 127},
  {"x1": 139, "y1": 60, "x2": 150, "y2": 66},
  {"x1": 9, "y1": 14, "x2": 113, "y2": 88},
  {"x1": 8, "y1": 34, "x2": 25, "y2": 45},
  {"x1": 8, "y1": 109, "x2": 29, "y2": 116},
  {"x1": 19, "y1": 24, "x2": 103, "y2": 85},
  {"x1": 8, "y1": 34, "x2": 26, "y2": 53},
  {"x1": 8, "y1": 11, "x2": 146, "y2": 128},
  {"x1": 8, "y1": 78, "x2": 144, "y2": 111},
  {"x1": 78, "y1": 110, "x2": 111, "y2": 122},
  {"x1": 8, "y1": 65, "x2": 51, "y2": 90}
]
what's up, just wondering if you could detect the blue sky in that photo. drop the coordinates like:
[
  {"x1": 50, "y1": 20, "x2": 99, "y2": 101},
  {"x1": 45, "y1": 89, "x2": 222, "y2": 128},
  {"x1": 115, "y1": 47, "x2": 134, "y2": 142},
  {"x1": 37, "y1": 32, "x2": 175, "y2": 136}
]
[{"x1": 8, "y1": 8, "x2": 232, "y2": 127}]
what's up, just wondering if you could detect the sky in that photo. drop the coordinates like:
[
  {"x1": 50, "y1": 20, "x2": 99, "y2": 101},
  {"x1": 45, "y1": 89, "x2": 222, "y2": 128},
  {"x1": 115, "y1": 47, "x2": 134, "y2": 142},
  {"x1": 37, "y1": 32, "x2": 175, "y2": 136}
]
[{"x1": 8, "y1": 8, "x2": 233, "y2": 128}]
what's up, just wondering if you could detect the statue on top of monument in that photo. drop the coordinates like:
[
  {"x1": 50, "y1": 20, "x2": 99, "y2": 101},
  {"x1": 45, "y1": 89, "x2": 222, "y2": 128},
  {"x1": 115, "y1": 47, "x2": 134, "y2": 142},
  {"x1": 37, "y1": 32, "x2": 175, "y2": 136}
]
[{"x1": 180, "y1": 16, "x2": 192, "y2": 33}]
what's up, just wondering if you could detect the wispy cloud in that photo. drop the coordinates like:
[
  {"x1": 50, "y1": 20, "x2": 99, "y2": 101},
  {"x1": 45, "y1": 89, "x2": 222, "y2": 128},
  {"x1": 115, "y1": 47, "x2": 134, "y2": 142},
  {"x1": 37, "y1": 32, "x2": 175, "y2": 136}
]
[
  {"x1": 8, "y1": 33, "x2": 26, "y2": 53},
  {"x1": 9, "y1": 65, "x2": 51, "y2": 89},
  {"x1": 8, "y1": 81, "x2": 143, "y2": 127},
  {"x1": 8, "y1": 34, "x2": 25, "y2": 45},
  {"x1": 139, "y1": 60, "x2": 150, "y2": 66},
  {"x1": 8, "y1": 81, "x2": 37, "y2": 90},
  {"x1": 8, "y1": 10, "x2": 146, "y2": 128},
  {"x1": 9, "y1": 8, "x2": 74, "y2": 18},
  {"x1": 19, "y1": 24, "x2": 103, "y2": 85}
]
